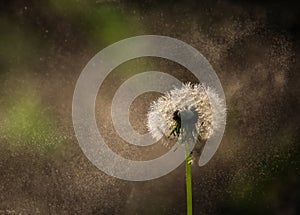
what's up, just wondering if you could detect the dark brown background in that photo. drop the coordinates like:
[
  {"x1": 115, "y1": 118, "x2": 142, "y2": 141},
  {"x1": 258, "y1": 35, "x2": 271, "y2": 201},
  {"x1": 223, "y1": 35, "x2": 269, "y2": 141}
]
[{"x1": 0, "y1": 0, "x2": 299, "y2": 214}]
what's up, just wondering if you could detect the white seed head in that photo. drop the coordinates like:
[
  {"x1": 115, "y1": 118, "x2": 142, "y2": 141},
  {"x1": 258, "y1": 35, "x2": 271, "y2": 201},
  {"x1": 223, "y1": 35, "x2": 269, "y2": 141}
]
[{"x1": 147, "y1": 83, "x2": 226, "y2": 142}]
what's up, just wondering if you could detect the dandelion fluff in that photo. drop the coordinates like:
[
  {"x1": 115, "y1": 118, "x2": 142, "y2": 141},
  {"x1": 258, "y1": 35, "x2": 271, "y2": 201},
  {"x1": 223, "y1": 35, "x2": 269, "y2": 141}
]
[{"x1": 147, "y1": 83, "x2": 226, "y2": 143}]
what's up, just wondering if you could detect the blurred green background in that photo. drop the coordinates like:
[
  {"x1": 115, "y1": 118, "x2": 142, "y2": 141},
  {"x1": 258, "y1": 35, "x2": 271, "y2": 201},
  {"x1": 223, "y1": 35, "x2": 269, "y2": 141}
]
[{"x1": 0, "y1": 0, "x2": 299, "y2": 214}]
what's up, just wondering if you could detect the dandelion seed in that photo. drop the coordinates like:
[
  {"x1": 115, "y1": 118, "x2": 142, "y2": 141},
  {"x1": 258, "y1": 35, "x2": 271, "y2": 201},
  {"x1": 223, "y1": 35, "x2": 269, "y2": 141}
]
[{"x1": 147, "y1": 82, "x2": 226, "y2": 145}]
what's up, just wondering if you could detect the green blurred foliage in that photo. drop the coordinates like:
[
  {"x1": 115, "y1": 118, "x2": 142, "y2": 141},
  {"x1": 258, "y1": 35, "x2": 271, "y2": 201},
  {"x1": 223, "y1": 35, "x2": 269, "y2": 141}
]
[
  {"x1": 0, "y1": 17, "x2": 41, "y2": 70},
  {"x1": 223, "y1": 127, "x2": 299, "y2": 214},
  {"x1": 0, "y1": 0, "x2": 146, "y2": 155},
  {"x1": 0, "y1": 77, "x2": 63, "y2": 154},
  {"x1": 48, "y1": 0, "x2": 144, "y2": 46}
]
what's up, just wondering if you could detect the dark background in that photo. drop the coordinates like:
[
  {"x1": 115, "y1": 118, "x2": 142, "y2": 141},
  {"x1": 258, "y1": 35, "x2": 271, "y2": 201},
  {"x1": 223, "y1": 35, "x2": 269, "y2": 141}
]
[{"x1": 0, "y1": 0, "x2": 299, "y2": 214}]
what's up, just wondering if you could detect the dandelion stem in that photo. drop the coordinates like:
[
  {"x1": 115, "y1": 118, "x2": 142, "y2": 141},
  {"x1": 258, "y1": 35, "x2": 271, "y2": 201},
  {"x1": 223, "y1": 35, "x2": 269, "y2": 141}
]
[{"x1": 185, "y1": 143, "x2": 193, "y2": 215}]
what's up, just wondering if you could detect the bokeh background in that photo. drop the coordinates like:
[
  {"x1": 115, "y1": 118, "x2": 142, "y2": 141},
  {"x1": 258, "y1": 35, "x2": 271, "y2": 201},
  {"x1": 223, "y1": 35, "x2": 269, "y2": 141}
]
[{"x1": 0, "y1": 0, "x2": 299, "y2": 214}]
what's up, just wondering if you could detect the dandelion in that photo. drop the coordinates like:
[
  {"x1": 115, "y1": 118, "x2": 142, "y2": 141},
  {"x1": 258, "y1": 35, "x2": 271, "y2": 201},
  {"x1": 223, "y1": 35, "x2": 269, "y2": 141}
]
[
  {"x1": 147, "y1": 82, "x2": 226, "y2": 215},
  {"x1": 147, "y1": 82, "x2": 226, "y2": 149}
]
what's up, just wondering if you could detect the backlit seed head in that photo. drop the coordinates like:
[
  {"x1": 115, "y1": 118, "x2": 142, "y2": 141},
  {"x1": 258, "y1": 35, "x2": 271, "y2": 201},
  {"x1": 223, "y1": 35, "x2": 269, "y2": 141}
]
[{"x1": 147, "y1": 83, "x2": 226, "y2": 142}]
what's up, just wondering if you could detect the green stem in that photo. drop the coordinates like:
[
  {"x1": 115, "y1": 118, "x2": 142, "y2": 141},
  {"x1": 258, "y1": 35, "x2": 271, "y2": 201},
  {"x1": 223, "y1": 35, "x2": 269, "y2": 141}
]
[{"x1": 185, "y1": 144, "x2": 193, "y2": 215}]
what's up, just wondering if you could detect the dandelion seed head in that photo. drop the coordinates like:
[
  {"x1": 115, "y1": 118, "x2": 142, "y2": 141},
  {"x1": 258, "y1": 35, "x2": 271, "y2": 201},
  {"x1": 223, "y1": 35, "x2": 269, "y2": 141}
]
[{"x1": 147, "y1": 83, "x2": 226, "y2": 142}]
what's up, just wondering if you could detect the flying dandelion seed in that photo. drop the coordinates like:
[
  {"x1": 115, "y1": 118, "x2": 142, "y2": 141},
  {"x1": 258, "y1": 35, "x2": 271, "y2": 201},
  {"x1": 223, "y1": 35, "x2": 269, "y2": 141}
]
[{"x1": 147, "y1": 82, "x2": 226, "y2": 159}]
